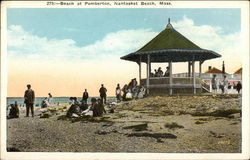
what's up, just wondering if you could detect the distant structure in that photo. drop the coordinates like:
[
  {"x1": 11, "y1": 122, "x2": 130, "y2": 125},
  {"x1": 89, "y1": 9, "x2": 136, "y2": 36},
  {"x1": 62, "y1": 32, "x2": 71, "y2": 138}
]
[
  {"x1": 121, "y1": 18, "x2": 221, "y2": 95},
  {"x1": 234, "y1": 67, "x2": 242, "y2": 75}
]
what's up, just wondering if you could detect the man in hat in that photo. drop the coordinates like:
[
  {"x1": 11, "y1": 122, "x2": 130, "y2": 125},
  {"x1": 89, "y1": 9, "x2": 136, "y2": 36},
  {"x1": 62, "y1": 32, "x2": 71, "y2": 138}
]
[
  {"x1": 82, "y1": 89, "x2": 89, "y2": 104},
  {"x1": 99, "y1": 84, "x2": 107, "y2": 104},
  {"x1": 24, "y1": 84, "x2": 35, "y2": 117}
]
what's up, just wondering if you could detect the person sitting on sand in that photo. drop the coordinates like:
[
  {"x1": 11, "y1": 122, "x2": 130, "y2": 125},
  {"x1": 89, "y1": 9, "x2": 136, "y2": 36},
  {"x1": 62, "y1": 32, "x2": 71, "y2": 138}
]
[
  {"x1": 8, "y1": 101, "x2": 19, "y2": 119},
  {"x1": 97, "y1": 98, "x2": 106, "y2": 117},
  {"x1": 80, "y1": 101, "x2": 89, "y2": 112},
  {"x1": 91, "y1": 98, "x2": 99, "y2": 117},
  {"x1": 41, "y1": 97, "x2": 49, "y2": 108},
  {"x1": 66, "y1": 97, "x2": 81, "y2": 117}
]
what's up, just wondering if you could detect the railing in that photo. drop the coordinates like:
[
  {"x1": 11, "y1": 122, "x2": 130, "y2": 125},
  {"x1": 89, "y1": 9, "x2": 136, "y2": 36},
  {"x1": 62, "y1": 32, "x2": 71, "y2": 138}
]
[
  {"x1": 173, "y1": 72, "x2": 242, "y2": 80},
  {"x1": 141, "y1": 77, "x2": 201, "y2": 89}
]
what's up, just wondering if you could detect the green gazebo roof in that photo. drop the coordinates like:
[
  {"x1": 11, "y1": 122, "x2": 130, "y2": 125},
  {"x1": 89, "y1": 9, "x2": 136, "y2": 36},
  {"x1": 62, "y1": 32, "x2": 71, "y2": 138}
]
[{"x1": 121, "y1": 20, "x2": 221, "y2": 63}]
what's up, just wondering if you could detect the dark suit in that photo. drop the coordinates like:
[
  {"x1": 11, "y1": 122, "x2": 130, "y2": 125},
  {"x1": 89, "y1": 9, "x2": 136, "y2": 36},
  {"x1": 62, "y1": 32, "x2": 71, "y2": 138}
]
[{"x1": 24, "y1": 89, "x2": 35, "y2": 117}]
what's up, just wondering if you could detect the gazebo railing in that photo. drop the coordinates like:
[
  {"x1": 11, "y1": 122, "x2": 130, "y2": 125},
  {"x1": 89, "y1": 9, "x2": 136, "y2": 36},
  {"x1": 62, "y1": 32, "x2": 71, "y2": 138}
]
[{"x1": 140, "y1": 77, "x2": 202, "y2": 89}]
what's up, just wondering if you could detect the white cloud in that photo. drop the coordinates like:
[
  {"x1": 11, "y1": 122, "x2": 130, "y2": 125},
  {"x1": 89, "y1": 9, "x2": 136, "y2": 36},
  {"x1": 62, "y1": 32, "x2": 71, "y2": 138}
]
[
  {"x1": 7, "y1": 25, "x2": 157, "y2": 61},
  {"x1": 7, "y1": 16, "x2": 243, "y2": 64},
  {"x1": 171, "y1": 15, "x2": 243, "y2": 60}
]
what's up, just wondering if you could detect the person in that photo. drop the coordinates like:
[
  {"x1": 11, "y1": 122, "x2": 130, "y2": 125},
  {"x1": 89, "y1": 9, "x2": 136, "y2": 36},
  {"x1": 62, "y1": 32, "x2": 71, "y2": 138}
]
[
  {"x1": 211, "y1": 74, "x2": 218, "y2": 92},
  {"x1": 132, "y1": 85, "x2": 139, "y2": 99},
  {"x1": 66, "y1": 97, "x2": 81, "y2": 117},
  {"x1": 24, "y1": 84, "x2": 35, "y2": 117},
  {"x1": 154, "y1": 69, "x2": 158, "y2": 77},
  {"x1": 91, "y1": 98, "x2": 99, "y2": 117},
  {"x1": 122, "y1": 84, "x2": 128, "y2": 100},
  {"x1": 128, "y1": 79, "x2": 133, "y2": 90},
  {"x1": 48, "y1": 93, "x2": 54, "y2": 104},
  {"x1": 99, "y1": 84, "x2": 107, "y2": 104},
  {"x1": 97, "y1": 98, "x2": 106, "y2": 117},
  {"x1": 132, "y1": 78, "x2": 138, "y2": 87},
  {"x1": 82, "y1": 89, "x2": 89, "y2": 104},
  {"x1": 157, "y1": 67, "x2": 163, "y2": 77},
  {"x1": 236, "y1": 81, "x2": 242, "y2": 94},
  {"x1": 115, "y1": 84, "x2": 121, "y2": 103},
  {"x1": 8, "y1": 101, "x2": 19, "y2": 119},
  {"x1": 138, "y1": 85, "x2": 146, "y2": 98},
  {"x1": 80, "y1": 101, "x2": 89, "y2": 112},
  {"x1": 164, "y1": 67, "x2": 170, "y2": 77},
  {"x1": 222, "y1": 75, "x2": 228, "y2": 94},
  {"x1": 41, "y1": 97, "x2": 49, "y2": 108}
]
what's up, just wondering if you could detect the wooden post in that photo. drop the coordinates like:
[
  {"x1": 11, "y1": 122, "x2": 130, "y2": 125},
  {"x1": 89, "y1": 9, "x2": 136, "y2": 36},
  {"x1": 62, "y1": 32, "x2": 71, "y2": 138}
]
[
  {"x1": 169, "y1": 61, "x2": 173, "y2": 95},
  {"x1": 199, "y1": 61, "x2": 202, "y2": 78},
  {"x1": 139, "y1": 56, "x2": 141, "y2": 85},
  {"x1": 188, "y1": 61, "x2": 192, "y2": 77},
  {"x1": 149, "y1": 59, "x2": 151, "y2": 77},
  {"x1": 192, "y1": 60, "x2": 196, "y2": 94},
  {"x1": 146, "y1": 54, "x2": 150, "y2": 95}
]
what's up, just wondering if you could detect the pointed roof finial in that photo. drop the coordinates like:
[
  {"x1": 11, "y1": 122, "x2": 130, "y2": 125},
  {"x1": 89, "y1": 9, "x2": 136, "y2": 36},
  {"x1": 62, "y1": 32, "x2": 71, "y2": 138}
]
[{"x1": 166, "y1": 18, "x2": 173, "y2": 29}]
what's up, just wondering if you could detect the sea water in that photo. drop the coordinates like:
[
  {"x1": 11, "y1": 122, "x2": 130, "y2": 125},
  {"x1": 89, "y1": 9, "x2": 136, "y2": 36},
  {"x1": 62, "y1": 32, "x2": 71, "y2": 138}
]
[{"x1": 6, "y1": 97, "x2": 116, "y2": 108}]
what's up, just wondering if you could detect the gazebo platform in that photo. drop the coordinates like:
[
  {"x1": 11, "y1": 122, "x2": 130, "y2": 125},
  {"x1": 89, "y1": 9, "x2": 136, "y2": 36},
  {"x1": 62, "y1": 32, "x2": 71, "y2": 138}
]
[{"x1": 140, "y1": 77, "x2": 203, "y2": 95}]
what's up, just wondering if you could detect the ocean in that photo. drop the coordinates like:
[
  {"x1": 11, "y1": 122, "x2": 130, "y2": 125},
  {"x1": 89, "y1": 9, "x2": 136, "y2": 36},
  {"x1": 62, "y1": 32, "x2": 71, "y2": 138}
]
[{"x1": 6, "y1": 97, "x2": 116, "y2": 108}]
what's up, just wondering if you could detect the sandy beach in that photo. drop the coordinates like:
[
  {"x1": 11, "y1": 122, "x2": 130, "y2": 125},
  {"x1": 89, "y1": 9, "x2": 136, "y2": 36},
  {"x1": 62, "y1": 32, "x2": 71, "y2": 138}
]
[{"x1": 7, "y1": 95, "x2": 241, "y2": 152}]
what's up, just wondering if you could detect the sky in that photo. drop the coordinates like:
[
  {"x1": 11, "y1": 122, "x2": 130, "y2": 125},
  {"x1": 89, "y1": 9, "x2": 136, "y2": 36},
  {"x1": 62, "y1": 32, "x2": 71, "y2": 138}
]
[{"x1": 7, "y1": 8, "x2": 243, "y2": 97}]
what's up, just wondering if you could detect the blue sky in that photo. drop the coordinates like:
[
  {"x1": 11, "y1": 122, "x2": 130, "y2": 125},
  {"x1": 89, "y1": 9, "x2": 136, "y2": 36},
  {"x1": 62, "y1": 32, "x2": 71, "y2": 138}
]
[
  {"x1": 6, "y1": 8, "x2": 244, "y2": 96},
  {"x1": 7, "y1": 8, "x2": 240, "y2": 46}
]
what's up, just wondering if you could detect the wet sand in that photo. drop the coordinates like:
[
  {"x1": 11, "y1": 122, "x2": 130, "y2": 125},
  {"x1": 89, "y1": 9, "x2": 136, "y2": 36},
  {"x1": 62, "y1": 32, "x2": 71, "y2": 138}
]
[{"x1": 7, "y1": 95, "x2": 241, "y2": 152}]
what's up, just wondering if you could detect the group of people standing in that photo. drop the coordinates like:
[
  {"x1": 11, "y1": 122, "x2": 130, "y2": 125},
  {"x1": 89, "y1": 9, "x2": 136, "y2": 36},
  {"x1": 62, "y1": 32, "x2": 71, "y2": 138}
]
[
  {"x1": 118, "y1": 78, "x2": 146, "y2": 101},
  {"x1": 212, "y1": 75, "x2": 242, "y2": 94}
]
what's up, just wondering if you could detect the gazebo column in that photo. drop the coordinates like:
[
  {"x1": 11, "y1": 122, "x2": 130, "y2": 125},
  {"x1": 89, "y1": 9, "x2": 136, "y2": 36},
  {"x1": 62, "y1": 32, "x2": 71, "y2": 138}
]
[
  {"x1": 146, "y1": 54, "x2": 151, "y2": 95},
  {"x1": 138, "y1": 56, "x2": 142, "y2": 85},
  {"x1": 169, "y1": 61, "x2": 173, "y2": 95},
  {"x1": 192, "y1": 60, "x2": 196, "y2": 94},
  {"x1": 199, "y1": 61, "x2": 204, "y2": 78},
  {"x1": 188, "y1": 61, "x2": 191, "y2": 77}
]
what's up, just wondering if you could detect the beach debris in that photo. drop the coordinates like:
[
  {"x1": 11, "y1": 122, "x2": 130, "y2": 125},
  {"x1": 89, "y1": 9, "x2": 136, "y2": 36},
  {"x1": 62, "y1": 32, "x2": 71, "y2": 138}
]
[
  {"x1": 95, "y1": 129, "x2": 118, "y2": 135},
  {"x1": 164, "y1": 122, "x2": 184, "y2": 129},
  {"x1": 95, "y1": 130, "x2": 108, "y2": 135},
  {"x1": 7, "y1": 147, "x2": 21, "y2": 152},
  {"x1": 109, "y1": 108, "x2": 115, "y2": 113},
  {"x1": 209, "y1": 131, "x2": 225, "y2": 138},
  {"x1": 40, "y1": 112, "x2": 52, "y2": 118},
  {"x1": 227, "y1": 113, "x2": 241, "y2": 119},
  {"x1": 123, "y1": 123, "x2": 148, "y2": 131},
  {"x1": 195, "y1": 120, "x2": 206, "y2": 124},
  {"x1": 127, "y1": 132, "x2": 177, "y2": 139}
]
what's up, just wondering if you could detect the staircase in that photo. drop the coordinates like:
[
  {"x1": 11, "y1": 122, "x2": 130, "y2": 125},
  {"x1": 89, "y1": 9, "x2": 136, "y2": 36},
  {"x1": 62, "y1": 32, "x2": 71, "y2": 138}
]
[{"x1": 201, "y1": 80, "x2": 211, "y2": 92}]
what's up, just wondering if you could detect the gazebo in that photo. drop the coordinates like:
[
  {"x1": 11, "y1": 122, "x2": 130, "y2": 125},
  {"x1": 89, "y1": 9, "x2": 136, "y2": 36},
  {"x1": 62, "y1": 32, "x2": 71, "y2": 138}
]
[{"x1": 120, "y1": 19, "x2": 221, "y2": 95}]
